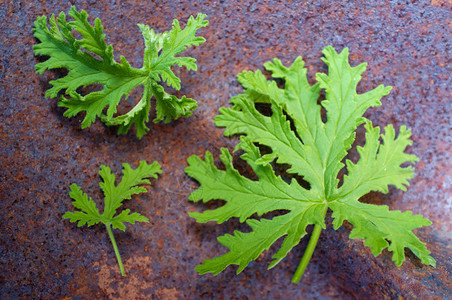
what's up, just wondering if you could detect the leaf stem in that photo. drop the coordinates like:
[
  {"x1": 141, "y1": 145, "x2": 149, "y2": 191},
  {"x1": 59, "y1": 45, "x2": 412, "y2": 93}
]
[
  {"x1": 105, "y1": 224, "x2": 125, "y2": 276},
  {"x1": 291, "y1": 224, "x2": 322, "y2": 283}
]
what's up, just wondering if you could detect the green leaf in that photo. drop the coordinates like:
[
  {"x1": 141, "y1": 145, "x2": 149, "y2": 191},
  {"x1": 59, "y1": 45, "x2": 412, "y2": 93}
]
[
  {"x1": 336, "y1": 121, "x2": 419, "y2": 199},
  {"x1": 111, "y1": 209, "x2": 149, "y2": 231},
  {"x1": 315, "y1": 47, "x2": 392, "y2": 197},
  {"x1": 187, "y1": 138, "x2": 320, "y2": 224},
  {"x1": 215, "y1": 93, "x2": 324, "y2": 195},
  {"x1": 63, "y1": 160, "x2": 161, "y2": 275},
  {"x1": 263, "y1": 57, "x2": 322, "y2": 153},
  {"x1": 100, "y1": 161, "x2": 161, "y2": 220},
  {"x1": 329, "y1": 200, "x2": 435, "y2": 267},
  {"x1": 62, "y1": 183, "x2": 102, "y2": 227},
  {"x1": 148, "y1": 14, "x2": 209, "y2": 90},
  {"x1": 187, "y1": 137, "x2": 327, "y2": 275},
  {"x1": 152, "y1": 84, "x2": 198, "y2": 124},
  {"x1": 33, "y1": 6, "x2": 208, "y2": 138},
  {"x1": 187, "y1": 46, "x2": 434, "y2": 281}
]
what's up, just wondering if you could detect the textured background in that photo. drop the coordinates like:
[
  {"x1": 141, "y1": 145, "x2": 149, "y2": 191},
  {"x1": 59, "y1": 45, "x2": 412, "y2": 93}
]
[{"x1": 1, "y1": 0, "x2": 451, "y2": 298}]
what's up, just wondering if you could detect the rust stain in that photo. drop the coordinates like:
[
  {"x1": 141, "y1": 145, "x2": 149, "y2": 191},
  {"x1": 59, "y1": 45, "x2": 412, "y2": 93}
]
[
  {"x1": 155, "y1": 288, "x2": 180, "y2": 300},
  {"x1": 430, "y1": 0, "x2": 452, "y2": 7},
  {"x1": 95, "y1": 255, "x2": 155, "y2": 299}
]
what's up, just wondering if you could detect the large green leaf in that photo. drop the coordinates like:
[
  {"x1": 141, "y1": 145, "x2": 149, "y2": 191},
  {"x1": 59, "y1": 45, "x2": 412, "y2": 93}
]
[{"x1": 187, "y1": 46, "x2": 434, "y2": 280}]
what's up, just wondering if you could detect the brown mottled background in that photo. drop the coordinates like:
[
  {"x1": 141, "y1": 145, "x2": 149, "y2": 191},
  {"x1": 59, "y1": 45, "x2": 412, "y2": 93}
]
[{"x1": 0, "y1": 0, "x2": 451, "y2": 298}]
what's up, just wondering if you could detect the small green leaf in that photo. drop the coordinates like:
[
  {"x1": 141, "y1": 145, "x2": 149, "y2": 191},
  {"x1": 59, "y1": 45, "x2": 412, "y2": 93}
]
[{"x1": 63, "y1": 161, "x2": 161, "y2": 275}]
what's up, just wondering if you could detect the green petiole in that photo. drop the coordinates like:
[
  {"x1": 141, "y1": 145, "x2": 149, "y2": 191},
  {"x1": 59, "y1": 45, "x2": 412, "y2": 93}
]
[
  {"x1": 106, "y1": 224, "x2": 125, "y2": 276},
  {"x1": 291, "y1": 224, "x2": 322, "y2": 283}
]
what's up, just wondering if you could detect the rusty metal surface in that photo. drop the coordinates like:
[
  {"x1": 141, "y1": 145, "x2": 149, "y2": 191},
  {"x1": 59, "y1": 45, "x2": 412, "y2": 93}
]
[{"x1": 1, "y1": 0, "x2": 451, "y2": 298}]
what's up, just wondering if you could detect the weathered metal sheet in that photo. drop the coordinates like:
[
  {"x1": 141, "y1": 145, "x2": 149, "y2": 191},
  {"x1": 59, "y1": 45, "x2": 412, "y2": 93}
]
[{"x1": 0, "y1": 0, "x2": 450, "y2": 298}]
